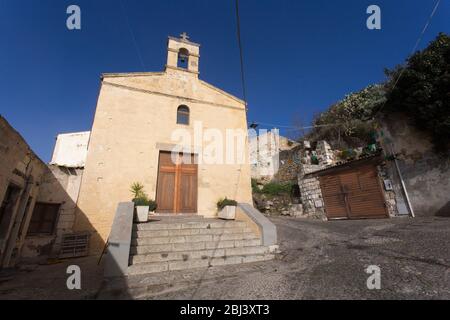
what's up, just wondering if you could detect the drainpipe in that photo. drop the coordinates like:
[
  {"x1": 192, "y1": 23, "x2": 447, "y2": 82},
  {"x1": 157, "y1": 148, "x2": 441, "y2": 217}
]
[{"x1": 389, "y1": 143, "x2": 415, "y2": 218}]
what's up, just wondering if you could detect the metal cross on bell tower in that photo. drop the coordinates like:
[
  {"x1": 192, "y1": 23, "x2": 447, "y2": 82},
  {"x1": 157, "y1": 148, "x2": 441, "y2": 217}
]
[{"x1": 180, "y1": 32, "x2": 190, "y2": 41}]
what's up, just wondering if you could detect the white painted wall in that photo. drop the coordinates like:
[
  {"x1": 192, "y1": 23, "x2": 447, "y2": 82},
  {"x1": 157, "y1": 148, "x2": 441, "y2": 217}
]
[
  {"x1": 50, "y1": 131, "x2": 90, "y2": 167},
  {"x1": 250, "y1": 130, "x2": 296, "y2": 179}
]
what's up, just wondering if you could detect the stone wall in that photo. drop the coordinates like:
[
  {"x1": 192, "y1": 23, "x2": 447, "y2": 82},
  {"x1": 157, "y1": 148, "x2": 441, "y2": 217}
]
[
  {"x1": 0, "y1": 116, "x2": 47, "y2": 267},
  {"x1": 273, "y1": 147, "x2": 302, "y2": 182},
  {"x1": 253, "y1": 193, "x2": 303, "y2": 217},
  {"x1": 1, "y1": 116, "x2": 87, "y2": 265},
  {"x1": 21, "y1": 165, "x2": 83, "y2": 261},
  {"x1": 379, "y1": 113, "x2": 450, "y2": 217},
  {"x1": 298, "y1": 164, "x2": 326, "y2": 219},
  {"x1": 316, "y1": 141, "x2": 334, "y2": 165},
  {"x1": 377, "y1": 163, "x2": 399, "y2": 217}
]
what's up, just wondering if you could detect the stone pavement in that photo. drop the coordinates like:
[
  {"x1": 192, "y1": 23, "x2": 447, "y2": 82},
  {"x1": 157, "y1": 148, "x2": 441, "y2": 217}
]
[
  {"x1": 0, "y1": 256, "x2": 103, "y2": 300},
  {"x1": 1, "y1": 216, "x2": 449, "y2": 299}
]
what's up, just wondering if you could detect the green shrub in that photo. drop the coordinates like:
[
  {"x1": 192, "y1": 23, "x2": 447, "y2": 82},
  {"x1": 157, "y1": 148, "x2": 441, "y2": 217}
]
[
  {"x1": 133, "y1": 196, "x2": 150, "y2": 206},
  {"x1": 130, "y1": 182, "x2": 145, "y2": 199},
  {"x1": 384, "y1": 33, "x2": 450, "y2": 153},
  {"x1": 130, "y1": 182, "x2": 157, "y2": 211},
  {"x1": 260, "y1": 182, "x2": 293, "y2": 195},
  {"x1": 217, "y1": 198, "x2": 238, "y2": 211},
  {"x1": 251, "y1": 178, "x2": 261, "y2": 194},
  {"x1": 147, "y1": 200, "x2": 157, "y2": 212},
  {"x1": 340, "y1": 149, "x2": 357, "y2": 160}
]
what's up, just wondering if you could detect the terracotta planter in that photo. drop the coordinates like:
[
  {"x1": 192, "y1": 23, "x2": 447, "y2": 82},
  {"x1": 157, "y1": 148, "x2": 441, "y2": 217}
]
[
  {"x1": 135, "y1": 206, "x2": 149, "y2": 222},
  {"x1": 218, "y1": 205, "x2": 236, "y2": 220}
]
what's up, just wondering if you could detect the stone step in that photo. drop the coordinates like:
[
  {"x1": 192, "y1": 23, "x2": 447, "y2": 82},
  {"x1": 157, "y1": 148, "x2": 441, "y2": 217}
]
[
  {"x1": 133, "y1": 220, "x2": 247, "y2": 231},
  {"x1": 149, "y1": 214, "x2": 202, "y2": 218},
  {"x1": 145, "y1": 217, "x2": 207, "y2": 224},
  {"x1": 130, "y1": 245, "x2": 269, "y2": 264},
  {"x1": 131, "y1": 232, "x2": 258, "y2": 246},
  {"x1": 127, "y1": 253, "x2": 275, "y2": 275},
  {"x1": 130, "y1": 238, "x2": 262, "y2": 255},
  {"x1": 133, "y1": 226, "x2": 253, "y2": 239}
]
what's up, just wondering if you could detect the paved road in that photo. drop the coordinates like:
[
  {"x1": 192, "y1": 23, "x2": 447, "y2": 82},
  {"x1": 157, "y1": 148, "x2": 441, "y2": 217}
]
[
  {"x1": 103, "y1": 216, "x2": 450, "y2": 300},
  {"x1": 1, "y1": 216, "x2": 449, "y2": 299}
]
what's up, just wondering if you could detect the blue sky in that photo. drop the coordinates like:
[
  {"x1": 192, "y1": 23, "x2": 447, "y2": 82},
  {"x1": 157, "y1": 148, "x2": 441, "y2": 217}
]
[{"x1": 0, "y1": 0, "x2": 449, "y2": 161}]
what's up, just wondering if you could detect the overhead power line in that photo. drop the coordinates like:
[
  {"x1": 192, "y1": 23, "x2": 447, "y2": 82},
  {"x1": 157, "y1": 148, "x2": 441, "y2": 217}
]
[
  {"x1": 119, "y1": 0, "x2": 146, "y2": 69},
  {"x1": 250, "y1": 121, "x2": 342, "y2": 130},
  {"x1": 235, "y1": 0, "x2": 248, "y2": 107},
  {"x1": 374, "y1": 0, "x2": 441, "y2": 117}
]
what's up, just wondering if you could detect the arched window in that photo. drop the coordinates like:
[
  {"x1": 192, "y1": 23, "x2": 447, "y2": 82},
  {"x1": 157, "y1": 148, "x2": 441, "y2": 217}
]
[
  {"x1": 178, "y1": 48, "x2": 189, "y2": 69},
  {"x1": 177, "y1": 105, "x2": 190, "y2": 125}
]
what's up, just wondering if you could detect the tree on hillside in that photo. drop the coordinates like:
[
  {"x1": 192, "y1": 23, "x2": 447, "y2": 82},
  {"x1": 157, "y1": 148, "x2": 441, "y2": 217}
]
[
  {"x1": 383, "y1": 32, "x2": 450, "y2": 152},
  {"x1": 304, "y1": 33, "x2": 450, "y2": 153},
  {"x1": 308, "y1": 84, "x2": 386, "y2": 149}
]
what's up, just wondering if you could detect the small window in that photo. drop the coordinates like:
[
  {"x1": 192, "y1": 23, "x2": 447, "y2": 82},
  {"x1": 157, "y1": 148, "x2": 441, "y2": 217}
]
[
  {"x1": 27, "y1": 202, "x2": 60, "y2": 236},
  {"x1": 178, "y1": 48, "x2": 189, "y2": 69},
  {"x1": 177, "y1": 105, "x2": 190, "y2": 125}
]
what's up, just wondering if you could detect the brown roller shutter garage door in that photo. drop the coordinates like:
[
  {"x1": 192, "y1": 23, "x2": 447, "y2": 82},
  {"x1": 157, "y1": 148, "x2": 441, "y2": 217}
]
[{"x1": 319, "y1": 164, "x2": 388, "y2": 220}]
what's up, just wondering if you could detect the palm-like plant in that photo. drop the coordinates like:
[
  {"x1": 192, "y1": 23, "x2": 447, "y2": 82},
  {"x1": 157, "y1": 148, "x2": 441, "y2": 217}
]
[{"x1": 130, "y1": 182, "x2": 145, "y2": 199}]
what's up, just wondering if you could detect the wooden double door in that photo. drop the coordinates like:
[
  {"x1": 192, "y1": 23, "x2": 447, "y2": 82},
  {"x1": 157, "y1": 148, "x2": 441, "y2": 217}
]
[
  {"x1": 320, "y1": 164, "x2": 388, "y2": 220},
  {"x1": 156, "y1": 152, "x2": 198, "y2": 214}
]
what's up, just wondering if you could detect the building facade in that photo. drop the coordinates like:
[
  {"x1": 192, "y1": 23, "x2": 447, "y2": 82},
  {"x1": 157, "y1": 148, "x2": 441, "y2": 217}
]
[
  {"x1": 73, "y1": 35, "x2": 253, "y2": 254},
  {"x1": 0, "y1": 120, "x2": 89, "y2": 267}
]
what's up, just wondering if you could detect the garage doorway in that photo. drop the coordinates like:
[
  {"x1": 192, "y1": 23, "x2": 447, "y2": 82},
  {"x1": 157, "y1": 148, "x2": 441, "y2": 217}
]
[{"x1": 320, "y1": 164, "x2": 388, "y2": 220}]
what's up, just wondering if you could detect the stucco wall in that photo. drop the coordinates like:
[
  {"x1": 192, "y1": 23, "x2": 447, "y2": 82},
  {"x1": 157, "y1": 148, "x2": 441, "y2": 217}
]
[
  {"x1": 249, "y1": 132, "x2": 297, "y2": 180},
  {"x1": 21, "y1": 165, "x2": 83, "y2": 261},
  {"x1": 379, "y1": 113, "x2": 450, "y2": 217},
  {"x1": 0, "y1": 116, "x2": 47, "y2": 267},
  {"x1": 74, "y1": 70, "x2": 253, "y2": 254},
  {"x1": 50, "y1": 131, "x2": 90, "y2": 168}
]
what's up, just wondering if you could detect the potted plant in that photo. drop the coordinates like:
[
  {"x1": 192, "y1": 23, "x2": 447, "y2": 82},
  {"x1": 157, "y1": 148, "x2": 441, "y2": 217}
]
[
  {"x1": 217, "y1": 198, "x2": 238, "y2": 220},
  {"x1": 130, "y1": 182, "x2": 157, "y2": 222},
  {"x1": 148, "y1": 199, "x2": 158, "y2": 216}
]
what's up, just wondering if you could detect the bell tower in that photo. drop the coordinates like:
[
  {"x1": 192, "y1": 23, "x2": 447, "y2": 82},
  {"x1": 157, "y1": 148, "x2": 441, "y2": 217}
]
[{"x1": 166, "y1": 32, "x2": 200, "y2": 75}]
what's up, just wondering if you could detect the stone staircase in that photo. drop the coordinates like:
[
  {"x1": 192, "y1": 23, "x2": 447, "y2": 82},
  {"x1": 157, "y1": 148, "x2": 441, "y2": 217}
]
[{"x1": 128, "y1": 216, "x2": 275, "y2": 275}]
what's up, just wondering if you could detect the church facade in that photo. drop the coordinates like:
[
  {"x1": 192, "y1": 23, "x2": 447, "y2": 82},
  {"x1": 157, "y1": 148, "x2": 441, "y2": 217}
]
[{"x1": 74, "y1": 35, "x2": 253, "y2": 253}]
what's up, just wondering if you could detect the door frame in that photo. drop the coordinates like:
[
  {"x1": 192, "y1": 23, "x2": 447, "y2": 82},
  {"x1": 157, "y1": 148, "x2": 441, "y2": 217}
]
[{"x1": 155, "y1": 151, "x2": 198, "y2": 214}]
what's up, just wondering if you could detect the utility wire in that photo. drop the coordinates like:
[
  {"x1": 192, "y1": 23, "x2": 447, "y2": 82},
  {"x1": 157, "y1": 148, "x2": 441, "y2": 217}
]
[
  {"x1": 374, "y1": 0, "x2": 441, "y2": 117},
  {"x1": 235, "y1": 0, "x2": 248, "y2": 107},
  {"x1": 191, "y1": 1, "x2": 250, "y2": 300},
  {"x1": 232, "y1": 0, "x2": 248, "y2": 200},
  {"x1": 119, "y1": 0, "x2": 146, "y2": 69},
  {"x1": 252, "y1": 121, "x2": 340, "y2": 130}
]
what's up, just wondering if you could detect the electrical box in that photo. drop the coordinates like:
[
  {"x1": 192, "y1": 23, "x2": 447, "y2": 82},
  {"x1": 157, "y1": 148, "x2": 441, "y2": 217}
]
[{"x1": 383, "y1": 179, "x2": 393, "y2": 191}]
